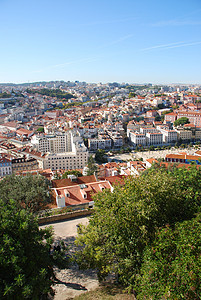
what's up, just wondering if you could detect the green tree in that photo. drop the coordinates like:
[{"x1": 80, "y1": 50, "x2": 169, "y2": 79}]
[
  {"x1": 87, "y1": 155, "x2": 97, "y2": 176},
  {"x1": 95, "y1": 149, "x2": 108, "y2": 163},
  {"x1": 128, "y1": 92, "x2": 136, "y2": 98},
  {"x1": 136, "y1": 215, "x2": 201, "y2": 299},
  {"x1": 0, "y1": 174, "x2": 52, "y2": 212},
  {"x1": 36, "y1": 127, "x2": 44, "y2": 133},
  {"x1": 0, "y1": 92, "x2": 11, "y2": 98},
  {"x1": 149, "y1": 145, "x2": 155, "y2": 151},
  {"x1": 75, "y1": 166, "x2": 201, "y2": 289},
  {"x1": 26, "y1": 88, "x2": 75, "y2": 101},
  {"x1": 62, "y1": 170, "x2": 83, "y2": 178},
  {"x1": 154, "y1": 115, "x2": 161, "y2": 121},
  {"x1": 0, "y1": 199, "x2": 68, "y2": 299},
  {"x1": 54, "y1": 170, "x2": 61, "y2": 180},
  {"x1": 174, "y1": 117, "x2": 190, "y2": 127}
]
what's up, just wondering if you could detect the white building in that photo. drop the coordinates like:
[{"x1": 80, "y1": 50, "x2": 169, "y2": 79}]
[
  {"x1": 43, "y1": 148, "x2": 88, "y2": 171},
  {"x1": 140, "y1": 127, "x2": 158, "y2": 135},
  {"x1": 129, "y1": 131, "x2": 146, "y2": 146},
  {"x1": 157, "y1": 127, "x2": 178, "y2": 143},
  {"x1": 146, "y1": 132, "x2": 163, "y2": 145},
  {"x1": 31, "y1": 131, "x2": 72, "y2": 153},
  {"x1": 112, "y1": 134, "x2": 123, "y2": 149},
  {"x1": 88, "y1": 137, "x2": 112, "y2": 151},
  {"x1": 31, "y1": 130, "x2": 88, "y2": 171}
]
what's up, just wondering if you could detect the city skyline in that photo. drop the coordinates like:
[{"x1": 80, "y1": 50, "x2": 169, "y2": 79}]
[{"x1": 0, "y1": 0, "x2": 201, "y2": 84}]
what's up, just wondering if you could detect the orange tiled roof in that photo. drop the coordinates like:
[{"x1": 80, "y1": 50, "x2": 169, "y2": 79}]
[{"x1": 52, "y1": 175, "x2": 97, "y2": 188}]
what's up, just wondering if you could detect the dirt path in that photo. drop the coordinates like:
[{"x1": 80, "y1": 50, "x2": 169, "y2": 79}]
[{"x1": 40, "y1": 217, "x2": 99, "y2": 299}]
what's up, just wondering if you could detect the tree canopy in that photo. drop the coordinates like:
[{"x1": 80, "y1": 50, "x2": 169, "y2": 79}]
[
  {"x1": 26, "y1": 88, "x2": 75, "y2": 100},
  {"x1": 174, "y1": 117, "x2": 190, "y2": 127},
  {"x1": 0, "y1": 174, "x2": 52, "y2": 212},
  {"x1": 0, "y1": 92, "x2": 11, "y2": 98},
  {"x1": 136, "y1": 215, "x2": 201, "y2": 299},
  {"x1": 95, "y1": 149, "x2": 108, "y2": 163},
  {"x1": 36, "y1": 127, "x2": 44, "y2": 133},
  {"x1": 0, "y1": 199, "x2": 68, "y2": 299},
  {"x1": 62, "y1": 170, "x2": 83, "y2": 178},
  {"x1": 87, "y1": 155, "x2": 97, "y2": 176},
  {"x1": 75, "y1": 165, "x2": 201, "y2": 296}
]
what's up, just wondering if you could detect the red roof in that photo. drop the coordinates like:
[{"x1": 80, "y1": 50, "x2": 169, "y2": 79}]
[
  {"x1": 52, "y1": 175, "x2": 97, "y2": 188},
  {"x1": 53, "y1": 180, "x2": 111, "y2": 206},
  {"x1": 103, "y1": 175, "x2": 127, "y2": 186}
]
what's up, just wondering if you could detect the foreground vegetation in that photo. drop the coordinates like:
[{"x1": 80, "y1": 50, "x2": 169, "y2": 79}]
[
  {"x1": 0, "y1": 199, "x2": 69, "y2": 299},
  {"x1": 74, "y1": 283, "x2": 135, "y2": 300},
  {"x1": 0, "y1": 174, "x2": 52, "y2": 212},
  {"x1": 76, "y1": 164, "x2": 201, "y2": 299}
]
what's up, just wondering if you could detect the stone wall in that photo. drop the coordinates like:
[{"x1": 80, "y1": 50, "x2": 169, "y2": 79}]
[{"x1": 38, "y1": 209, "x2": 93, "y2": 225}]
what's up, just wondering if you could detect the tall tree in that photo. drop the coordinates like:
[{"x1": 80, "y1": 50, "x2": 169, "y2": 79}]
[
  {"x1": 0, "y1": 199, "x2": 68, "y2": 299},
  {"x1": 0, "y1": 174, "x2": 52, "y2": 212},
  {"x1": 75, "y1": 166, "x2": 201, "y2": 289},
  {"x1": 87, "y1": 155, "x2": 97, "y2": 176},
  {"x1": 136, "y1": 215, "x2": 201, "y2": 299},
  {"x1": 174, "y1": 117, "x2": 190, "y2": 127},
  {"x1": 95, "y1": 149, "x2": 108, "y2": 163}
]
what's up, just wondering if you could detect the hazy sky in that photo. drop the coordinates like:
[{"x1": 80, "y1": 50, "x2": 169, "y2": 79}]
[{"x1": 0, "y1": 0, "x2": 201, "y2": 84}]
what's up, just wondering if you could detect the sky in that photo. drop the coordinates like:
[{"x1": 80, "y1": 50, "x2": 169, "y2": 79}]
[{"x1": 0, "y1": 0, "x2": 201, "y2": 84}]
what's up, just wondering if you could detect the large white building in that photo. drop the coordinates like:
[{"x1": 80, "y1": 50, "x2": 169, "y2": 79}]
[
  {"x1": 31, "y1": 130, "x2": 88, "y2": 171},
  {"x1": 88, "y1": 137, "x2": 112, "y2": 151},
  {"x1": 146, "y1": 132, "x2": 163, "y2": 145},
  {"x1": 43, "y1": 148, "x2": 88, "y2": 171},
  {"x1": 31, "y1": 131, "x2": 72, "y2": 153},
  {"x1": 128, "y1": 131, "x2": 146, "y2": 146},
  {"x1": 157, "y1": 126, "x2": 178, "y2": 143},
  {"x1": 128, "y1": 125, "x2": 178, "y2": 147}
]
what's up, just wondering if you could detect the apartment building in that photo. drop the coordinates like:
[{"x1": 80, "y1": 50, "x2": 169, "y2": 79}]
[
  {"x1": 88, "y1": 137, "x2": 112, "y2": 151},
  {"x1": 31, "y1": 130, "x2": 89, "y2": 171},
  {"x1": 0, "y1": 155, "x2": 12, "y2": 177},
  {"x1": 165, "y1": 153, "x2": 201, "y2": 165},
  {"x1": 111, "y1": 134, "x2": 123, "y2": 149},
  {"x1": 11, "y1": 156, "x2": 39, "y2": 172},
  {"x1": 177, "y1": 111, "x2": 201, "y2": 127},
  {"x1": 146, "y1": 132, "x2": 163, "y2": 145},
  {"x1": 43, "y1": 149, "x2": 88, "y2": 171},
  {"x1": 164, "y1": 112, "x2": 177, "y2": 123},
  {"x1": 129, "y1": 131, "x2": 146, "y2": 146},
  {"x1": 140, "y1": 127, "x2": 158, "y2": 135},
  {"x1": 31, "y1": 131, "x2": 72, "y2": 153},
  {"x1": 157, "y1": 127, "x2": 178, "y2": 143}
]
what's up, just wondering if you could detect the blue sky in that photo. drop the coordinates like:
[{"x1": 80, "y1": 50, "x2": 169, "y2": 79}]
[{"x1": 0, "y1": 0, "x2": 201, "y2": 84}]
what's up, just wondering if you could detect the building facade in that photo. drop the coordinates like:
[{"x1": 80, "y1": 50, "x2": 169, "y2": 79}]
[{"x1": 0, "y1": 155, "x2": 12, "y2": 177}]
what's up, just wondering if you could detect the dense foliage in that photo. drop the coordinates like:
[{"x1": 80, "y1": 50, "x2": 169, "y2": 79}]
[
  {"x1": 136, "y1": 215, "x2": 201, "y2": 299},
  {"x1": 0, "y1": 92, "x2": 11, "y2": 98},
  {"x1": 0, "y1": 199, "x2": 68, "y2": 299},
  {"x1": 36, "y1": 127, "x2": 44, "y2": 132},
  {"x1": 62, "y1": 170, "x2": 83, "y2": 178},
  {"x1": 26, "y1": 88, "x2": 75, "y2": 100},
  {"x1": 0, "y1": 174, "x2": 52, "y2": 212},
  {"x1": 174, "y1": 117, "x2": 190, "y2": 127},
  {"x1": 75, "y1": 165, "x2": 201, "y2": 297},
  {"x1": 87, "y1": 155, "x2": 97, "y2": 175},
  {"x1": 95, "y1": 149, "x2": 108, "y2": 163}
]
